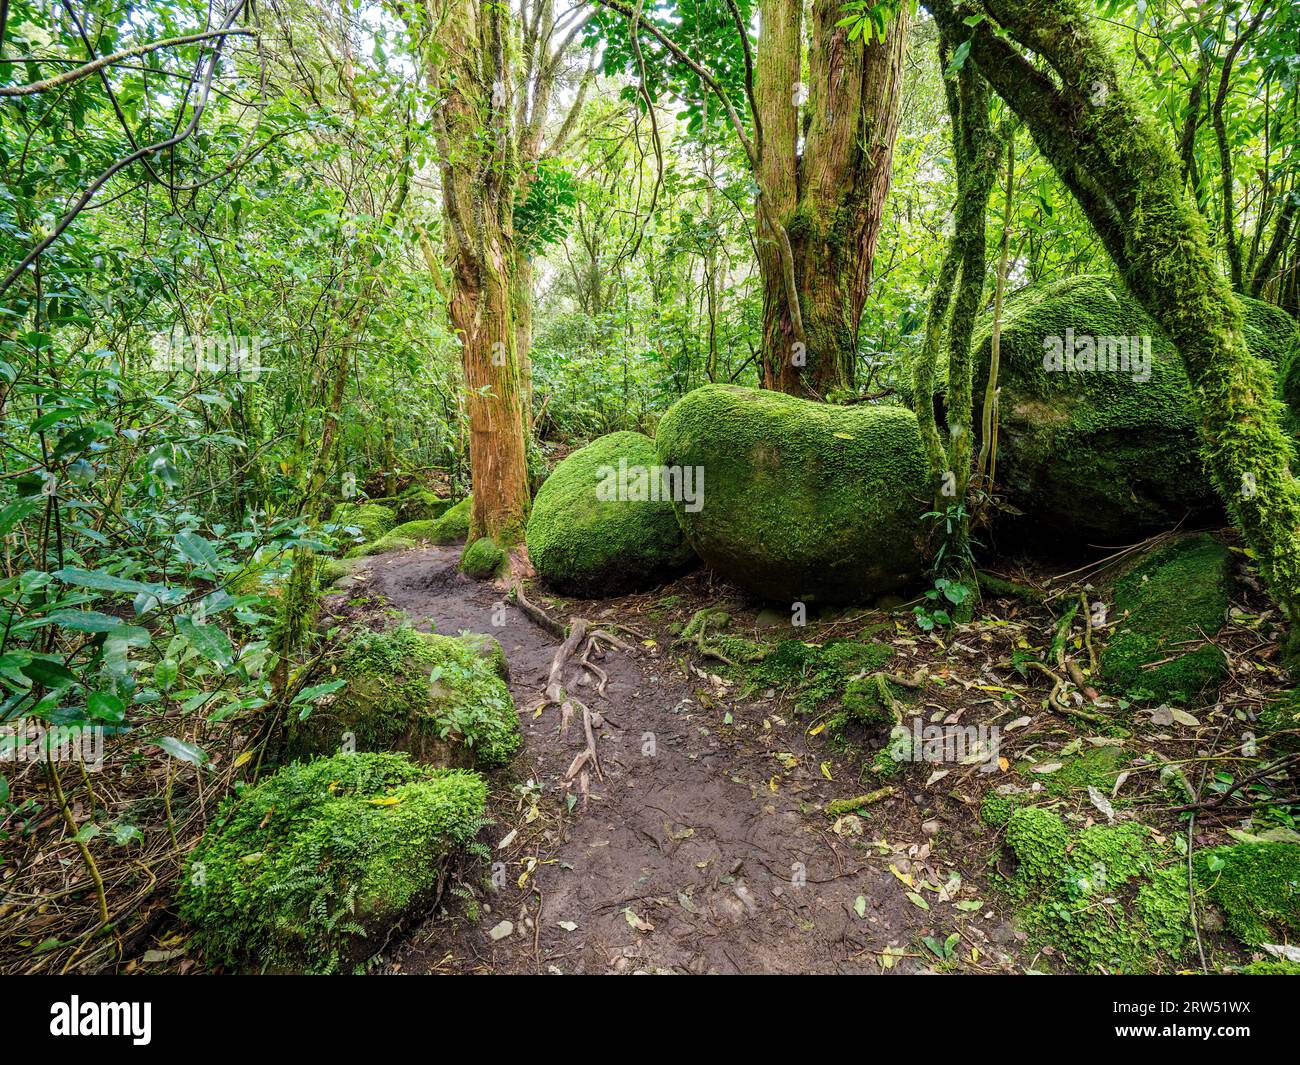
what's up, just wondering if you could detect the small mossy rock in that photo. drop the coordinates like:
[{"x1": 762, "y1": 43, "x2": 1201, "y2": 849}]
[
  {"x1": 965, "y1": 276, "x2": 1298, "y2": 542},
  {"x1": 317, "y1": 557, "x2": 356, "y2": 587},
  {"x1": 178, "y1": 752, "x2": 486, "y2": 974},
  {"x1": 395, "y1": 487, "x2": 452, "y2": 524},
  {"x1": 456, "y1": 630, "x2": 510, "y2": 683},
  {"x1": 1195, "y1": 842, "x2": 1300, "y2": 947},
  {"x1": 1100, "y1": 533, "x2": 1233, "y2": 703},
  {"x1": 428, "y1": 496, "x2": 472, "y2": 544},
  {"x1": 286, "y1": 626, "x2": 520, "y2": 768},
  {"x1": 1004, "y1": 807, "x2": 1188, "y2": 972},
  {"x1": 330, "y1": 503, "x2": 396, "y2": 544},
  {"x1": 460, "y1": 537, "x2": 507, "y2": 580},
  {"x1": 526, "y1": 431, "x2": 696, "y2": 597},
  {"x1": 655, "y1": 384, "x2": 928, "y2": 603}
]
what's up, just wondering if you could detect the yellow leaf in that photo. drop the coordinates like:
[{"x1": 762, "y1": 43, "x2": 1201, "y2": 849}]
[
  {"x1": 769, "y1": 775, "x2": 780, "y2": 793},
  {"x1": 998, "y1": 756, "x2": 1009, "y2": 772},
  {"x1": 364, "y1": 795, "x2": 404, "y2": 806},
  {"x1": 888, "y1": 863, "x2": 914, "y2": 888},
  {"x1": 233, "y1": 751, "x2": 253, "y2": 769},
  {"x1": 833, "y1": 432, "x2": 855, "y2": 439},
  {"x1": 808, "y1": 722, "x2": 826, "y2": 736},
  {"x1": 820, "y1": 760, "x2": 833, "y2": 781}
]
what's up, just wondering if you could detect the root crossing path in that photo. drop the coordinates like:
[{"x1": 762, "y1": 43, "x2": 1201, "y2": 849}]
[{"x1": 327, "y1": 545, "x2": 1024, "y2": 975}]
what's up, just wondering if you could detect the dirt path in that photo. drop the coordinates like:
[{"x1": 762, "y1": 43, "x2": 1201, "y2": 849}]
[{"x1": 325, "y1": 546, "x2": 1026, "y2": 975}]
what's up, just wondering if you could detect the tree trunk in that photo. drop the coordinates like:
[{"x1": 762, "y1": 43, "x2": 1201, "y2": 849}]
[
  {"x1": 926, "y1": 0, "x2": 1300, "y2": 629},
  {"x1": 756, "y1": 0, "x2": 909, "y2": 397}
]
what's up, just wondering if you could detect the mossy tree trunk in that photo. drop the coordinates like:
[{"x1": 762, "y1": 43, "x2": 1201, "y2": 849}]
[
  {"x1": 925, "y1": 0, "x2": 1300, "y2": 628},
  {"x1": 755, "y1": 0, "x2": 909, "y2": 397},
  {"x1": 913, "y1": 33, "x2": 1002, "y2": 585},
  {"x1": 413, "y1": 0, "x2": 532, "y2": 544}
]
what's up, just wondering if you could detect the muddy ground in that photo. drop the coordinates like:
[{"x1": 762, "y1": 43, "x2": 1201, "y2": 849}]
[{"x1": 321, "y1": 545, "x2": 1063, "y2": 975}]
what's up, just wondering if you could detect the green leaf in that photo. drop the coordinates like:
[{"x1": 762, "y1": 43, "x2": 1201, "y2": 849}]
[
  {"x1": 53, "y1": 566, "x2": 160, "y2": 597},
  {"x1": 87, "y1": 691, "x2": 125, "y2": 723},
  {"x1": 175, "y1": 530, "x2": 220, "y2": 571},
  {"x1": 154, "y1": 736, "x2": 208, "y2": 765},
  {"x1": 176, "y1": 616, "x2": 234, "y2": 669},
  {"x1": 291, "y1": 678, "x2": 348, "y2": 705},
  {"x1": 945, "y1": 39, "x2": 972, "y2": 76},
  {"x1": 20, "y1": 657, "x2": 78, "y2": 689}
]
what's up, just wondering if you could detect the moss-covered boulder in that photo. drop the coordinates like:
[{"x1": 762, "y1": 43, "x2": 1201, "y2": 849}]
[
  {"x1": 1003, "y1": 807, "x2": 1189, "y2": 972},
  {"x1": 460, "y1": 536, "x2": 507, "y2": 580},
  {"x1": 287, "y1": 626, "x2": 519, "y2": 768},
  {"x1": 1099, "y1": 533, "x2": 1233, "y2": 703},
  {"x1": 179, "y1": 752, "x2": 486, "y2": 973},
  {"x1": 1195, "y1": 842, "x2": 1300, "y2": 946},
  {"x1": 428, "y1": 496, "x2": 471, "y2": 544},
  {"x1": 329, "y1": 502, "x2": 396, "y2": 543},
  {"x1": 655, "y1": 384, "x2": 928, "y2": 603},
  {"x1": 967, "y1": 276, "x2": 1299, "y2": 542},
  {"x1": 317, "y1": 557, "x2": 356, "y2": 586},
  {"x1": 526, "y1": 431, "x2": 696, "y2": 597},
  {"x1": 343, "y1": 518, "x2": 447, "y2": 559}
]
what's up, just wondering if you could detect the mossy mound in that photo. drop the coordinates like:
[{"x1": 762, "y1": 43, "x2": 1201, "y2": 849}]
[
  {"x1": 747, "y1": 638, "x2": 895, "y2": 715},
  {"x1": 1257, "y1": 688, "x2": 1300, "y2": 752},
  {"x1": 655, "y1": 384, "x2": 929, "y2": 603},
  {"x1": 1003, "y1": 807, "x2": 1189, "y2": 972},
  {"x1": 526, "y1": 431, "x2": 696, "y2": 597},
  {"x1": 178, "y1": 752, "x2": 486, "y2": 973},
  {"x1": 428, "y1": 496, "x2": 472, "y2": 544},
  {"x1": 1100, "y1": 533, "x2": 1233, "y2": 703},
  {"x1": 343, "y1": 519, "x2": 444, "y2": 559},
  {"x1": 286, "y1": 626, "x2": 519, "y2": 768},
  {"x1": 395, "y1": 486, "x2": 452, "y2": 523},
  {"x1": 967, "y1": 276, "x2": 1297, "y2": 543},
  {"x1": 460, "y1": 537, "x2": 507, "y2": 580},
  {"x1": 1195, "y1": 842, "x2": 1300, "y2": 946},
  {"x1": 317, "y1": 557, "x2": 356, "y2": 586},
  {"x1": 329, "y1": 503, "x2": 396, "y2": 544}
]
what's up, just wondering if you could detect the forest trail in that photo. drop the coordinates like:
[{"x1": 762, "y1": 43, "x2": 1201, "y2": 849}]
[{"x1": 323, "y1": 545, "x2": 1025, "y2": 975}]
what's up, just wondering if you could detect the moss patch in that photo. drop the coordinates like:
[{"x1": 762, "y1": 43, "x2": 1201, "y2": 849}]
[
  {"x1": 287, "y1": 626, "x2": 520, "y2": 768},
  {"x1": 460, "y1": 537, "x2": 507, "y2": 580},
  {"x1": 1003, "y1": 806, "x2": 1189, "y2": 972},
  {"x1": 1257, "y1": 688, "x2": 1300, "y2": 752},
  {"x1": 655, "y1": 384, "x2": 929, "y2": 603},
  {"x1": 1100, "y1": 533, "x2": 1233, "y2": 703},
  {"x1": 178, "y1": 752, "x2": 486, "y2": 973},
  {"x1": 317, "y1": 557, "x2": 355, "y2": 586},
  {"x1": 428, "y1": 496, "x2": 471, "y2": 544},
  {"x1": 747, "y1": 638, "x2": 895, "y2": 716},
  {"x1": 1195, "y1": 842, "x2": 1300, "y2": 946},
  {"x1": 525, "y1": 431, "x2": 697, "y2": 597}
]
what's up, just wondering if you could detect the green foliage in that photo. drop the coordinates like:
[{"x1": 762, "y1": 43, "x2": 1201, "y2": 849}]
[
  {"x1": 178, "y1": 752, "x2": 487, "y2": 973},
  {"x1": 747, "y1": 638, "x2": 895, "y2": 716},
  {"x1": 330, "y1": 504, "x2": 397, "y2": 545},
  {"x1": 526, "y1": 432, "x2": 696, "y2": 597}
]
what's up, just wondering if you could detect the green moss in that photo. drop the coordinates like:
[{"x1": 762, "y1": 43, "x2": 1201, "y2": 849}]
[
  {"x1": 748, "y1": 638, "x2": 895, "y2": 715},
  {"x1": 980, "y1": 791, "x2": 1018, "y2": 828},
  {"x1": 330, "y1": 503, "x2": 397, "y2": 543},
  {"x1": 960, "y1": 276, "x2": 1294, "y2": 542},
  {"x1": 655, "y1": 384, "x2": 929, "y2": 603},
  {"x1": 460, "y1": 537, "x2": 507, "y2": 580},
  {"x1": 286, "y1": 626, "x2": 520, "y2": 768},
  {"x1": 316, "y1": 558, "x2": 355, "y2": 587},
  {"x1": 1100, "y1": 534, "x2": 1233, "y2": 703},
  {"x1": 1257, "y1": 688, "x2": 1300, "y2": 752},
  {"x1": 842, "y1": 673, "x2": 903, "y2": 726},
  {"x1": 428, "y1": 496, "x2": 472, "y2": 544},
  {"x1": 1003, "y1": 807, "x2": 1189, "y2": 972},
  {"x1": 525, "y1": 431, "x2": 697, "y2": 597},
  {"x1": 395, "y1": 488, "x2": 452, "y2": 524},
  {"x1": 1195, "y1": 842, "x2": 1300, "y2": 946},
  {"x1": 1023, "y1": 744, "x2": 1129, "y2": 798},
  {"x1": 178, "y1": 752, "x2": 487, "y2": 973},
  {"x1": 1242, "y1": 959, "x2": 1300, "y2": 975}
]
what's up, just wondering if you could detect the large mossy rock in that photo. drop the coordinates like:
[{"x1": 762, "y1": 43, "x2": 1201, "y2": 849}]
[
  {"x1": 287, "y1": 626, "x2": 519, "y2": 768},
  {"x1": 526, "y1": 431, "x2": 696, "y2": 597},
  {"x1": 654, "y1": 384, "x2": 928, "y2": 603},
  {"x1": 1099, "y1": 533, "x2": 1234, "y2": 703},
  {"x1": 428, "y1": 496, "x2": 471, "y2": 544},
  {"x1": 969, "y1": 276, "x2": 1299, "y2": 543},
  {"x1": 179, "y1": 752, "x2": 486, "y2": 973}
]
